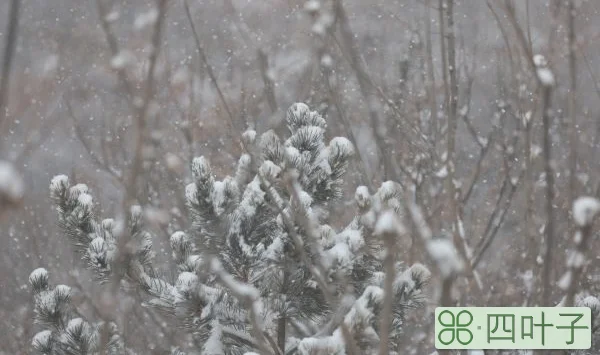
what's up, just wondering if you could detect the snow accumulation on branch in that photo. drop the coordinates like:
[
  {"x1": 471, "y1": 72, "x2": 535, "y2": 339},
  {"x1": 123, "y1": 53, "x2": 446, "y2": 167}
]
[{"x1": 32, "y1": 103, "x2": 430, "y2": 355}]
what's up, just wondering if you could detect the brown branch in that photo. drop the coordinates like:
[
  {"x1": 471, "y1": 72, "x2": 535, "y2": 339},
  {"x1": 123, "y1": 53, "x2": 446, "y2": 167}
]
[
  {"x1": 183, "y1": 0, "x2": 237, "y2": 132},
  {"x1": 540, "y1": 82, "x2": 555, "y2": 306},
  {"x1": 258, "y1": 49, "x2": 277, "y2": 114},
  {"x1": 0, "y1": 0, "x2": 20, "y2": 131},
  {"x1": 64, "y1": 99, "x2": 123, "y2": 183},
  {"x1": 567, "y1": 0, "x2": 578, "y2": 233}
]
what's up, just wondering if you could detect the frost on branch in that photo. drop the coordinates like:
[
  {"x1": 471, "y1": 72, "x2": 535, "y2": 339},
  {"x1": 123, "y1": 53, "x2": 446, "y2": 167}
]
[{"x1": 35, "y1": 103, "x2": 429, "y2": 354}]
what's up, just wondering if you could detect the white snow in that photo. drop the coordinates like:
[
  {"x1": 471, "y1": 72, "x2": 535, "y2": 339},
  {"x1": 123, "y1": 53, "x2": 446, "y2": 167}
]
[
  {"x1": 536, "y1": 67, "x2": 555, "y2": 86},
  {"x1": 32, "y1": 330, "x2": 52, "y2": 347},
  {"x1": 211, "y1": 180, "x2": 228, "y2": 216},
  {"x1": 377, "y1": 181, "x2": 398, "y2": 201},
  {"x1": 355, "y1": 185, "x2": 370, "y2": 208},
  {"x1": 29, "y1": 268, "x2": 49, "y2": 285},
  {"x1": 77, "y1": 193, "x2": 93, "y2": 208},
  {"x1": 67, "y1": 317, "x2": 84, "y2": 330},
  {"x1": 170, "y1": 231, "x2": 188, "y2": 248},
  {"x1": 185, "y1": 183, "x2": 198, "y2": 203},
  {"x1": 134, "y1": 8, "x2": 159, "y2": 30},
  {"x1": 533, "y1": 54, "x2": 548, "y2": 67},
  {"x1": 54, "y1": 284, "x2": 72, "y2": 297},
  {"x1": 334, "y1": 228, "x2": 364, "y2": 253},
  {"x1": 101, "y1": 218, "x2": 115, "y2": 232},
  {"x1": 110, "y1": 50, "x2": 135, "y2": 70},
  {"x1": 50, "y1": 174, "x2": 69, "y2": 193},
  {"x1": 426, "y1": 238, "x2": 463, "y2": 278},
  {"x1": 259, "y1": 160, "x2": 281, "y2": 179},
  {"x1": 130, "y1": 205, "x2": 143, "y2": 219},
  {"x1": 165, "y1": 153, "x2": 184, "y2": 174},
  {"x1": 320, "y1": 54, "x2": 333, "y2": 68},
  {"x1": 89, "y1": 237, "x2": 106, "y2": 259},
  {"x1": 374, "y1": 210, "x2": 405, "y2": 236},
  {"x1": 104, "y1": 10, "x2": 120, "y2": 22},
  {"x1": 558, "y1": 271, "x2": 572, "y2": 291},
  {"x1": 176, "y1": 272, "x2": 198, "y2": 293},
  {"x1": 579, "y1": 295, "x2": 600, "y2": 310},
  {"x1": 242, "y1": 129, "x2": 257, "y2": 144},
  {"x1": 70, "y1": 183, "x2": 89, "y2": 197},
  {"x1": 329, "y1": 137, "x2": 354, "y2": 157},
  {"x1": 435, "y1": 165, "x2": 448, "y2": 178},
  {"x1": 567, "y1": 251, "x2": 586, "y2": 268},
  {"x1": 211, "y1": 259, "x2": 259, "y2": 300},
  {"x1": 326, "y1": 242, "x2": 352, "y2": 271},
  {"x1": 573, "y1": 196, "x2": 600, "y2": 227},
  {"x1": 304, "y1": 0, "x2": 321, "y2": 12},
  {"x1": 262, "y1": 235, "x2": 284, "y2": 261}
]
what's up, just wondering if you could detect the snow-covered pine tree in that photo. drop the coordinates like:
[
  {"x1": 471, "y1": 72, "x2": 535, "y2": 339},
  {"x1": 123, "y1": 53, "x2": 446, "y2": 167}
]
[
  {"x1": 29, "y1": 267, "x2": 126, "y2": 354},
  {"x1": 30, "y1": 102, "x2": 430, "y2": 355}
]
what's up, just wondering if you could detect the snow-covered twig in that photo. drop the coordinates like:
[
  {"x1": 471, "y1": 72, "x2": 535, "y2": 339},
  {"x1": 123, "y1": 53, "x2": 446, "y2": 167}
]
[{"x1": 560, "y1": 197, "x2": 600, "y2": 307}]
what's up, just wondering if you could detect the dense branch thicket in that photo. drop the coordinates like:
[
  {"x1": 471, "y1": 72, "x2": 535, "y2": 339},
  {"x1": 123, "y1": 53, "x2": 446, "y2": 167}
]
[{"x1": 29, "y1": 103, "x2": 430, "y2": 355}]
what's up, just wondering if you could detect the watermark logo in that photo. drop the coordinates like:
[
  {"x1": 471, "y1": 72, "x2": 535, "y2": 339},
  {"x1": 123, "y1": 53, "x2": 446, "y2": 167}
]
[
  {"x1": 435, "y1": 307, "x2": 591, "y2": 350},
  {"x1": 438, "y1": 309, "x2": 474, "y2": 345}
]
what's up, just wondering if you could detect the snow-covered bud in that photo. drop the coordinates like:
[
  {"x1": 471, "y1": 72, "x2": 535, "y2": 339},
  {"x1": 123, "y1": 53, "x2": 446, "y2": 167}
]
[
  {"x1": 235, "y1": 154, "x2": 252, "y2": 186},
  {"x1": 297, "y1": 190, "x2": 313, "y2": 210},
  {"x1": 260, "y1": 130, "x2": 283, "y2": 162},
  {"x1": 77, "y1": 193, "x2": 93, "y2": 210},
  {"x1": 533, "y1": 54, "x2": 554, "y2": 86},
  {"x1": 288, "y1": 126, "x2": 325, "y2": 154},
  {"x1": 186, "y1": 254, "x2": 203, "y2": 271},
  {"x1": 408, "y1": 263, "x2": 432, "y2": 287},
  {"x1": 355, "y1": 186, "x2": 371, "y2": 209},
  {"x1": 129, "y1": 205, "x2": 142, "y2": 220},
  {"x1": 101, "y1": 219, "x2": 115, "y2": 236},
  {"x1": 29, "y1": 268, "x2": 49, "y2": 293},
  {"x1": 50, "y1": 174, "x2": 69, "y2": 197},
  {"x1": 377, "y1": 181, "x2": 400, "y2": 201},
  {"x1": 578, "y1": 296, "x2": 600, "y2": 318},
  {"x1": 259, "y1": 160, "x2": 282, "y2": 180},
  {"x1": 286, "y1": 102, "x2": 327, "y2": 132},
  {"x1": 88, "y1": 237, "x2": 107, "y2": 265},
  {"x1": 374, "y1": 210, "x2": 405, "y2": 236},
  {"x1": 54, "y1": 284, "x2": 72, "y2": 304},
  {"x1": 32, "y1": 330, "x2": 52, "y2": 352},
  {"x1": 328, "y1": 137, "x2": 354, "y2": 160},
  {"x1": 170, "y1": 231, "x2": 190, "y2": 251},
  {"x1": 211, "y1": 177, "x2": 238, "y2": 216},
  {"x1": 427, "y1": 238, "x2": 463, "y2": 279},
  {"x1": 319, "y1": 225, "x2": 336, "y2": 248},
  {"x1": 73, "y1": 183, "x2": 89, "y2": 194},
  {"x1": 533, "y1": 54, "x2": 548, "y2": 67},
  {"x1": 192, "y1": 157, "x2": 212, "y2": 182},
  {"x1": 66, "y1": 317, "x2": 85, "y2": 333},
  {"x1": 185, "y1": 183, "x2": 198, "y2": 204},
  {"x1": 284, "y1": 146, "x2": 302, "y2": 167},
  {"x1": 176, "y1": 272, "x2": 198, "y2": 294},
  {"x1": 68, "y1": 184, "x2": 88, "y2": 203},
  {"x1": 573, "y1": 196, "x2": 600, "y2": 227},
  {"x1": 242, "y1": 129, "x2": 257, "y2": 146}
]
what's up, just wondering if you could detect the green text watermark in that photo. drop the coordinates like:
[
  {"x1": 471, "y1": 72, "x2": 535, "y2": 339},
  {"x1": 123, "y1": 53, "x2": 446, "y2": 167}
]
[{"x1": 435, "y1": 307, "x2": 592, "y2": 350}]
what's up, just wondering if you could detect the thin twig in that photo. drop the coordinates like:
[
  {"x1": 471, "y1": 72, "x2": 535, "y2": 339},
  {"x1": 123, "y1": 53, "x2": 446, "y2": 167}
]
[
  {"x1": 0, "y1": 0, "x2": 20, "y2": 130},
  {"x1": 183, "y1": 0, "x2": 237, "y2": 132}
]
